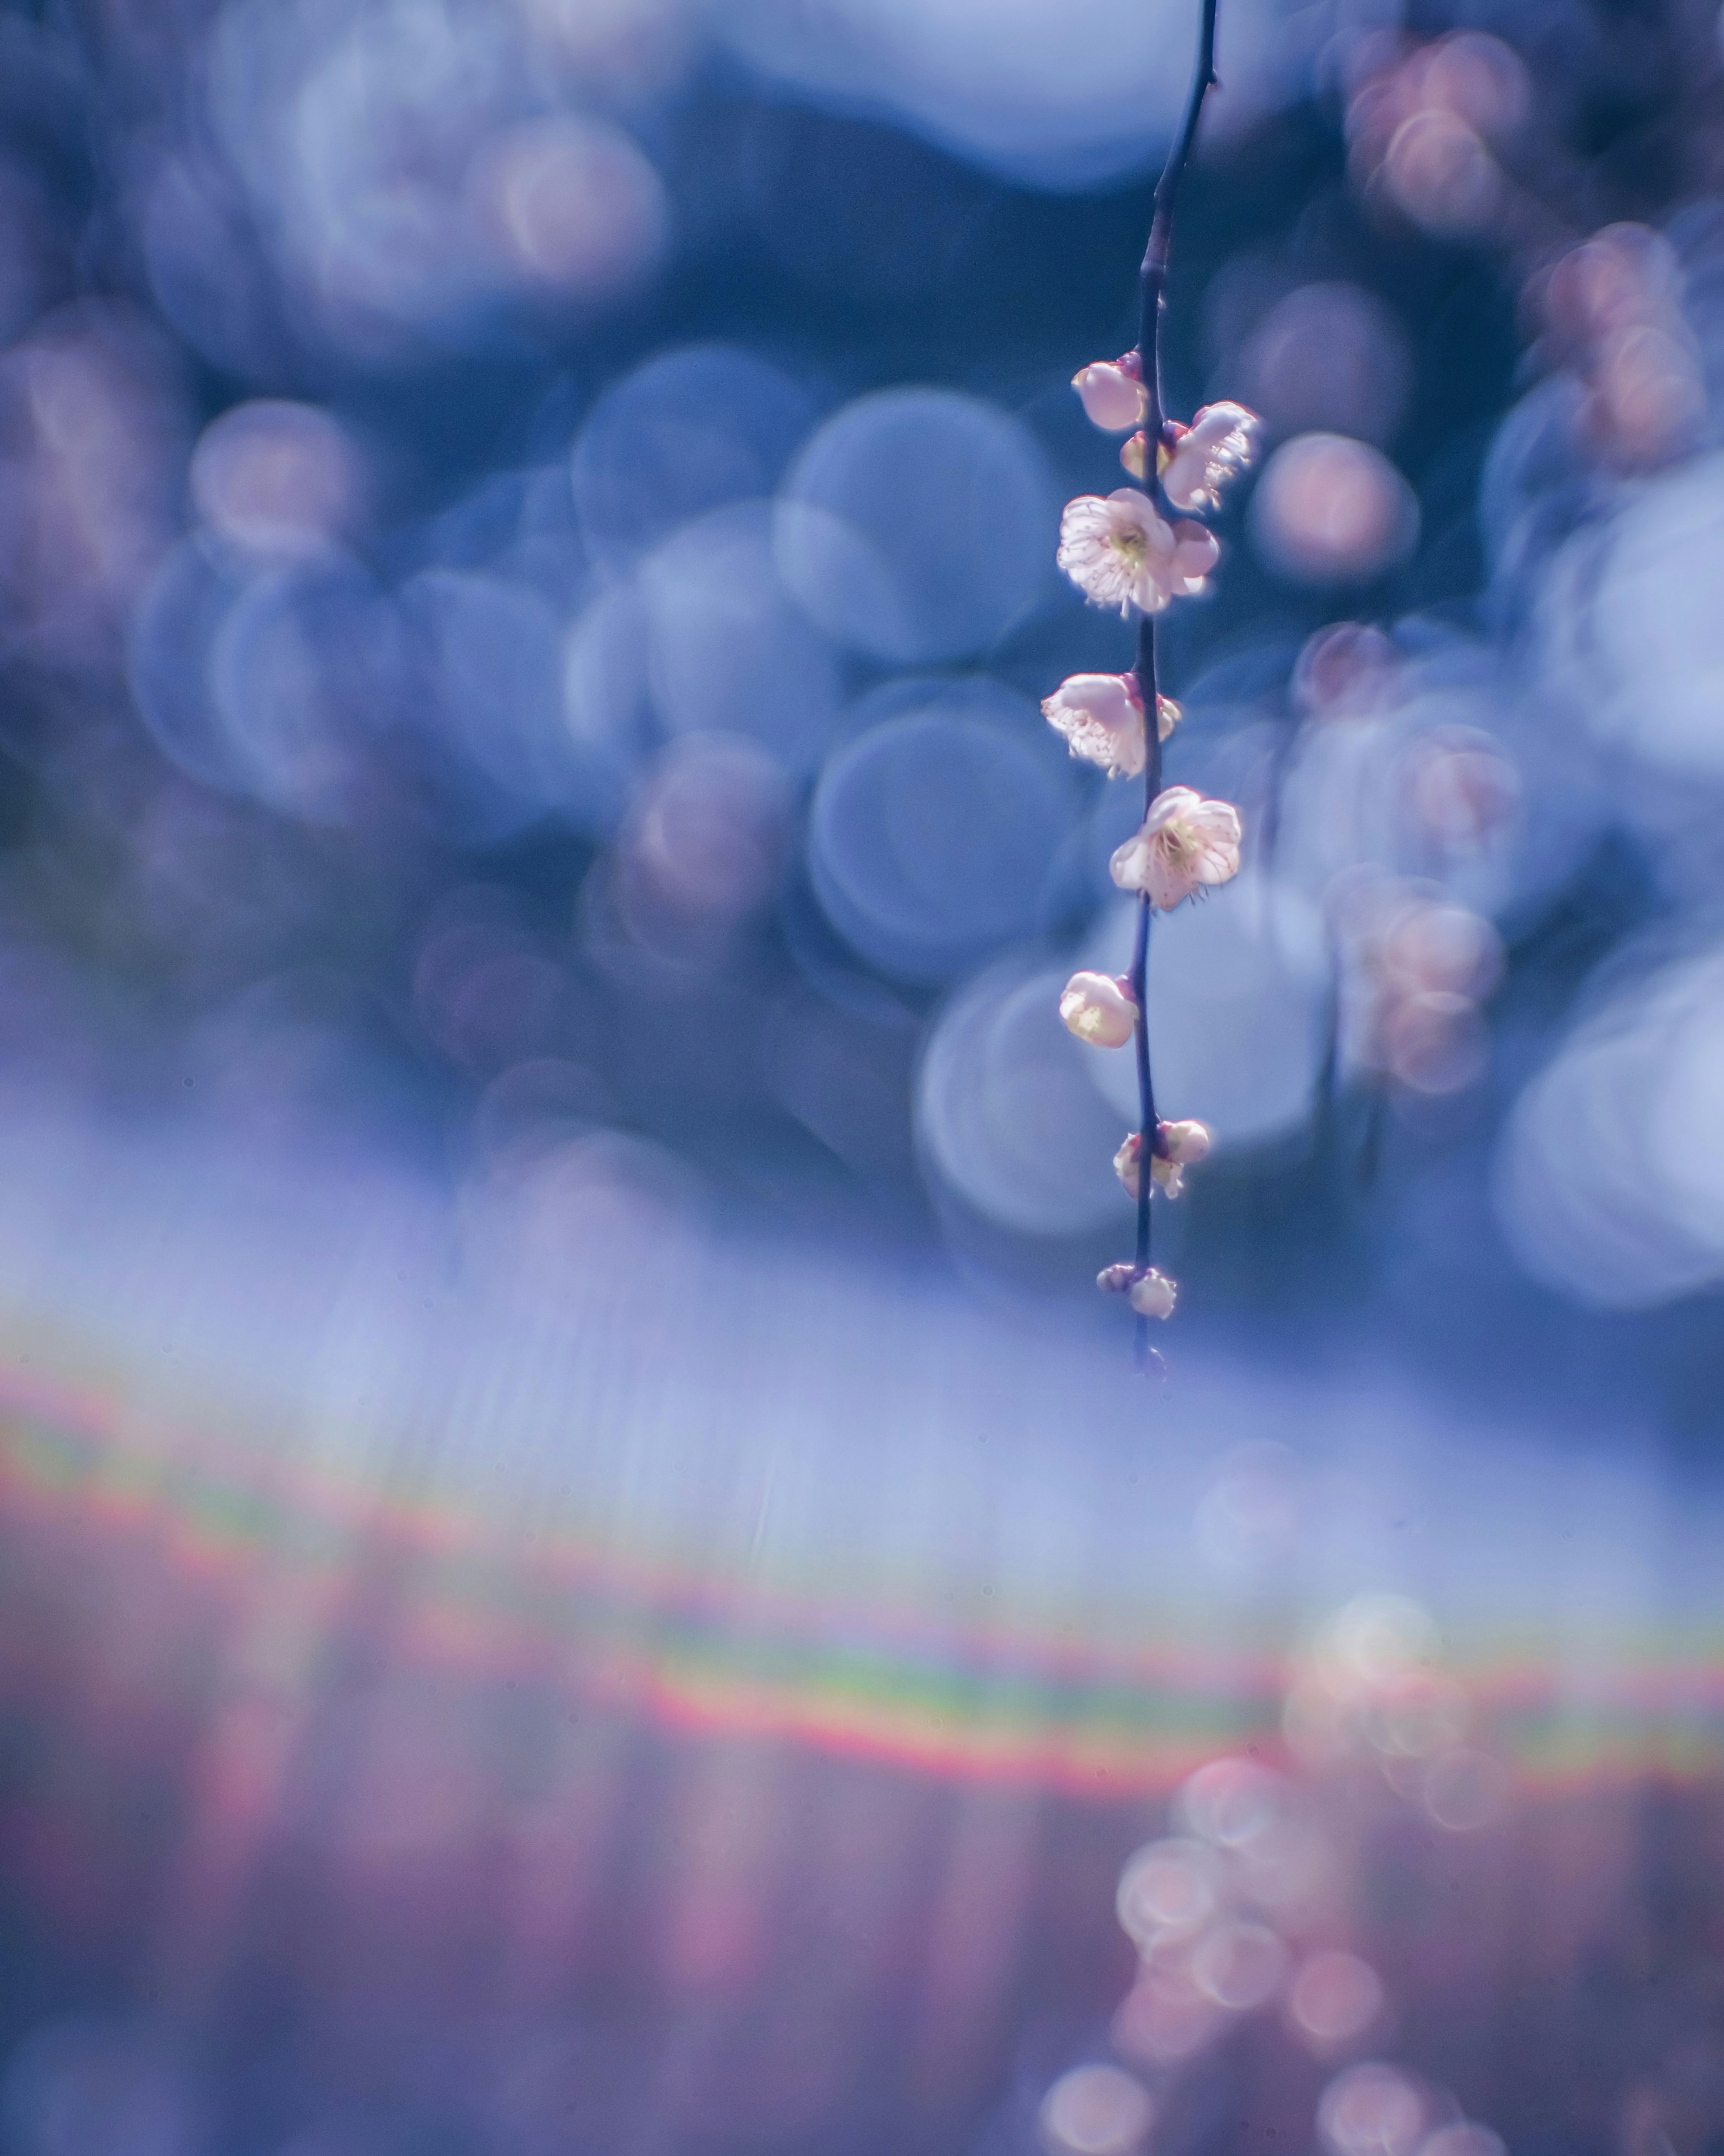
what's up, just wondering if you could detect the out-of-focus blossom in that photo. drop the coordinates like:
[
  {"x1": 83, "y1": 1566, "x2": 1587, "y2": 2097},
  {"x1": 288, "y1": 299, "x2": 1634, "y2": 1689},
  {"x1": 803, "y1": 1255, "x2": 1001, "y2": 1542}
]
[
  {"x1": 1041, "y1": 673, "x2": 1176, "y2": 777},
  {"x1": 1316, "y1": 2062, "x2": 1427, "y2": 2156},
  {"x1": 189, "y1": 401, "x2": 365, "y2": 563},
  {"x1": 1288, "y1": 1951, "x2": 1387, "y2": 2053},
  {"x1": 1058, "y1": 491, "x2": 1218, "y2": 615},
  {"x1": 1335, "y1": 877, "x2": 1502, "y2": 1097},
  {"x1": 1251, "y1": 435, "x2": 1419, "y2": 586},
  {"x1": 1378, "y1": 900, "x2": 1503, "y2": 1001},
  {"x1": 1114, "y1": 1120, "x2": 1212, "y2": 1201},
  {"x1": 1038, "y1": 2063, "x2": 1153, "y2": 2156},
  {"x1": 1238, "y1": 283, "x2": 1413, "y2": 448},
  {"x1": 468, "y1": 116, "x2": 670, "y2": 302},
  {"x1": 1540, "y1": 226, "x2": 1704, "y2": 472},
  {"x1": 1071, "y1": 353, "x2": 1145, "y2": 431},
  {"x1": 1383, "y1": 107, "x2": 1503, "y2": 239},
  {"x1": 0, "y1": 302, "x2": 186, "y2": 668},
  {"x1": 1161, "y1": 402, "x2": 1261, "y2": 513},
  {"x1": 1381, "y1": 988, "x2": 1487, "y2": 1094},
  {"x1": 607, "y1": 736, "x2": 790, "y2": 962},
  {"x1": 1347, "y1": 32, "x2": 1529, "y2": 240},
  {"x1": 1115, "y1": 1836, "x2": 1222, "y2": 1947},
  {"x1": 1110, "y1": 788, "x2": 1243, "y2": 909},
  {"x1": 1293, "y1": 622, "x2": 1403, "y2": 718},
  {"x1": 1060, "y1": 970, "x2": 1139, "y2": 1048}
]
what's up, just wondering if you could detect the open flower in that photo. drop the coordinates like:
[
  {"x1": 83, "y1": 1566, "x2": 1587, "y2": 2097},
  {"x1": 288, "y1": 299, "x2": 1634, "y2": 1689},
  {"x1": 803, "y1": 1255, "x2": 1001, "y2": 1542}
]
[
  {"x1": 1060, "y1": 970, "x2": 1139, "y2": 1047},
  {"x1": 1057, "y1": 490, "x2": 1220, "y2": 616},
  {"x1": 1042, "y1": 673, "x2": 1181, "y2": 776},
  {"x1": 1110, "y1": 787, "x2": 1243, "y2": 909},
  {"x1": 1038, "y1": 677, "x2": 1155, "y2": 780},
  {"x1": 1114, "y1": 1119, "x2": 1213, "y2": 1201},
  {"x1": 1042, "y1": 673, "x2": 1143, "y2": 776},
  {"x1": 1072, "y1": 353, "x2": 1147, "y2": 431},
  {"x1": 1162, "y1": 402, "x2": 1261, "y2": 512}
]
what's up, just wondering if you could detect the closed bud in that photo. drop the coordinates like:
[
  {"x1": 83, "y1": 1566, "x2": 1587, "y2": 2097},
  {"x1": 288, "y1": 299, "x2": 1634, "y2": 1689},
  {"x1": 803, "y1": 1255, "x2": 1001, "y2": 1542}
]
[
  {"x1": 1060, "y1": 970, "x2": 1139, "y2": 1047},
  {"x1": 1129, "y1": 1269, "x2": 1178, "y2": 1319},
  {"x1": 1072, "y1": 354, "x2": 1148, "y2": 432}
]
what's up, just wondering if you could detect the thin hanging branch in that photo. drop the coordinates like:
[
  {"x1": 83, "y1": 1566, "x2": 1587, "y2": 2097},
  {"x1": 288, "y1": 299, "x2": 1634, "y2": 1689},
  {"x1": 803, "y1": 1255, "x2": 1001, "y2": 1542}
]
[
  {"x1": 1049, "y1": 0, "x2": 1251, "y2": 1367},
  {"x1": 1126, "y1": 0, "x2": 1222, "y2": 1370}
]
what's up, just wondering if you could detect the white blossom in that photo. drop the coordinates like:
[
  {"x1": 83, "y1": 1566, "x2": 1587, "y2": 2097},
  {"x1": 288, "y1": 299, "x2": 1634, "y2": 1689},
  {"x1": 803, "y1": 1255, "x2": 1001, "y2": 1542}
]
[
  {"x1": 1042, "y1": 673, "x2": 1144, "y2": 776},
  {"x1": 1114, "y1": 1120, "x2": 1213, "y2": 1201},
  {"x1": 1162, "y1": 403, "x2": 1261, "y2": 513},
  {"x1": 1059, "y1": 970, "x2": 1139, "y2": 1047},
  {"x1": 1057, "y1": 490, "x2": 1220, "y2": 616},
  {"x1": 1072, "y1": 355, "x2": 1147, "y2": 432},
  {"x1": 1110, "y1": 786, "x2": 1243, "y2": 909}
]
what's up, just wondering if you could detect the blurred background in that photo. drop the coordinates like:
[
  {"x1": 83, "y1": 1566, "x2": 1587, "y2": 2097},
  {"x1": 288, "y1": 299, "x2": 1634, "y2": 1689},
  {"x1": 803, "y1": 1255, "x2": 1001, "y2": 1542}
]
[{"x1": 1, "y1": 0, "x2": 1724, "y2": 2150}]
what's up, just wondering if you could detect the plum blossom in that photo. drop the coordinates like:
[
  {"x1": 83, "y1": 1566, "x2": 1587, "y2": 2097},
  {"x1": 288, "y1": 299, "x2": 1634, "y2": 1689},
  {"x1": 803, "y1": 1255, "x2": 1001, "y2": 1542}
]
[
  {"x1": 1129, "y1": 1269, "x2": 1178, "y2": 1318},
  {"x1": 1119, "y1": 405, "x2": 1260, "y2": 509},
  {"x1": 1041, "y1": 674, "x2": 1181, "y2": 777},
  {"x1": 1110, "y1": 787, "x2": 1243, "y2": 909},
  {"x1": 1162, "y1": 402, "x2": 1261, "y2": 512},
  {"x1": 1096, "y1": 1261, "x2": 1177, "y2": 1317},
  {"x1": 1114, "y1": 1119, "x2": 1213, "y2": 1200},
  {"x1": 1072, "y1": 353, "x2": 1147, "y2": 431},
  {"x1": 1057, "y1": 490, "x2": 1219, "y2": 616},
  {"x1": 1060, "y1": 970, "x2": 1139, "y2": 1047}
]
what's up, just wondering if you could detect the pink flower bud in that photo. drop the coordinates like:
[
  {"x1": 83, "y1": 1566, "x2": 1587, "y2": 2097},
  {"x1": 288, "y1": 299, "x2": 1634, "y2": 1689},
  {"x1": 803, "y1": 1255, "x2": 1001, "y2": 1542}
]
[
  {"x1": 1161, "y1": 1118, "x2": 1211, "y2": 1165},
  {"x1": 1072, "y1": 354, "x2": 1147, "y2": 432},
  {"x1": 1120, "y1": 427, "x2": 1183, "y2": 481},
  {"x1": 1129, "y1": 1269, "x2": 1178, "y2": 1319},
  {"x1": 1060, "y1": 970, "x2": 1139, "y2": 1048},
  {"x1": 1098, "y1": 1262, "x2": 1177, "y2": 1317}
]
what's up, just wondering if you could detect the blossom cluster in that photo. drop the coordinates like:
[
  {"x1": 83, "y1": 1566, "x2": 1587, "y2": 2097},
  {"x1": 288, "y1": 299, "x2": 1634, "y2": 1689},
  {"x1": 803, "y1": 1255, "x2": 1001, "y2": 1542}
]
[{"x1": 1049, "y1": 353, "x2": 1260, "y2": 1325}]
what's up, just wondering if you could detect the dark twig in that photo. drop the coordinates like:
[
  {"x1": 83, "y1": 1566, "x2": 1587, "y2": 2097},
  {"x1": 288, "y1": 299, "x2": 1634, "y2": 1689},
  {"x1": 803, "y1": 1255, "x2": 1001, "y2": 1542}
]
[{"x1": 1126, "y1": 0, "x2": 1221, "y2": 1370}]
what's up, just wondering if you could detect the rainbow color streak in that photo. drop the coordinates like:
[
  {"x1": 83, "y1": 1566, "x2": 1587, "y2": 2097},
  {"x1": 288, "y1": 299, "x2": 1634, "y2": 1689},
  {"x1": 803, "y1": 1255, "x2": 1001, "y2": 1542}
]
[{"x1": 3, "y1": 1347, "x2": 1724, "y2": 1805}]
